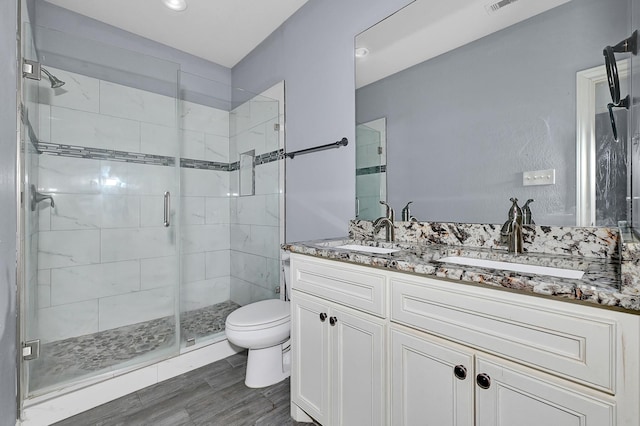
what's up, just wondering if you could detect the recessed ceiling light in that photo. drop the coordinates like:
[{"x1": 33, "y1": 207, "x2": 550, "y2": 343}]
[
  {"x1": 355, "y1": 47, "x2": 369, "y2": 58},
  {"x1": 163, "y1": 0, "x2": 187, "y2": 12}
]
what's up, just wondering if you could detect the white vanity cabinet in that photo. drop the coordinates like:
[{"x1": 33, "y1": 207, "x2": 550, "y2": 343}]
[
  {"x1": 289, "y1": 253, "x2": 640, "y2": 426},
  {"x1": 391, "y1": 326, "x2": 616, "y2": 425},
  {"x1": 390, "y1": 274, "x2": 639, "y2": 426},
  {"x1": 290, "y1": 254, "x2": 387, "y2": 426}
]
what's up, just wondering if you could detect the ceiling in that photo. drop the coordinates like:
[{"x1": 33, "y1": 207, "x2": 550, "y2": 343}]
[
  {"x1": 355, "y1": 0, "x2": 571, "y2": 88},
  {"x1": 43, "y1": 0, "x2": 572, "y2": 81},
  {"x1": 43, "y1": 0, "x2": 309, "y2": 68}
]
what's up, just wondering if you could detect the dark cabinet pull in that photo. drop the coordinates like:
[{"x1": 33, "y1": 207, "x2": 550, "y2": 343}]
[
  {"x1": 453, "y1": 365, "x2": 467, "y2": 380},
  {"x1": 329, "y1": 316, "x2": 338, "y2": 326},
  {"x1": 319, "y1": 313, "x2": 327, "y2": 322},
  {"x1": 476, "y1": 373, "x2": 491, "y2": 389}
]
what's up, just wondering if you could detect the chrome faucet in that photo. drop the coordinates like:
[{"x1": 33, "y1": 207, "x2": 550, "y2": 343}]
[
  {"x1": 501, "y1": 197, "x2": 523, "y2": 254},
  {"x1": 373, "y1": 217, "x2": 395, "y2": 242},
  {"x1": 373, "y1": 201, "x2": 395, "y2": 242}
]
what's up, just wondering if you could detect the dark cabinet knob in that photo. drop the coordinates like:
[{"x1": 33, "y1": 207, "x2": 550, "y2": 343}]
[
  {"x1": 476, "y1": 373, "x2": 491, "y2": 389},
  {"x1": 329, "y1": 316, "x2": 338, "y2": 326},
  {"x1": 453, "y1": 365, "x2": 467, "y2": 380},
  {"x1": 319, "y1": 313, "x2": 327, "y2": 322}
]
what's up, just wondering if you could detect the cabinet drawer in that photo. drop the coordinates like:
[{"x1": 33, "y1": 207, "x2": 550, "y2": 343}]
[
  {"x1": 390, "y1": 275, "x2": 617, "y2": 393},
  {"x1": 291, "y1": 254, "x2": 387, "y2": 317}
]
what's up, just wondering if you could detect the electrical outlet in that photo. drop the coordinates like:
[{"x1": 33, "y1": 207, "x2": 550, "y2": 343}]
[{"x1": 523, "y1": 169, "x2": 555, "y2": 186}]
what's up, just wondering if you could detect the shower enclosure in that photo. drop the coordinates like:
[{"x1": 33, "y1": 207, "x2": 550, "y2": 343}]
[{"x1": 19, "y1": 23, "x2": 283, "y2": 404}]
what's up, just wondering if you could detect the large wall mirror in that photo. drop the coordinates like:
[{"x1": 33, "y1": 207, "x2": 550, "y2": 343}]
[{"x1": 355, "y1": 0, "x2": 634, "y2": 227}]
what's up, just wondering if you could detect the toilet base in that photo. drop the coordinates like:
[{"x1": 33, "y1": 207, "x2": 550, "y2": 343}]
[{"x1": 245, "y1": 343, "x2": 290, "y2": 388}]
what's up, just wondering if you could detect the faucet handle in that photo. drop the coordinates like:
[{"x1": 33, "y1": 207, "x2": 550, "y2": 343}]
[
  {"x1": 522, "y1": 199, "x2": 535, "y2": 225},
  {"x1": 402, "y1": 201, "x2": 415, "y2": 221}
]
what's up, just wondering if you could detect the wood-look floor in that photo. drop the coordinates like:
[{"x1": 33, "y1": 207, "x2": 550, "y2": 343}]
[{"x1": 53, "y1": 352, "x2": 314, "y2": 426}]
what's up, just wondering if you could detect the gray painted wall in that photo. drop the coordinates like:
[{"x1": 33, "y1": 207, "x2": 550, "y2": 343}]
[
  {"x1": 357, "y1": 0, "x2": 630, "y2": 226},
  {"x1": 0, "y1": 0, "x2": 18, "y2": 424},
  {"x1": 232, "y1": 0, "x2": 413, "y2": 242}
]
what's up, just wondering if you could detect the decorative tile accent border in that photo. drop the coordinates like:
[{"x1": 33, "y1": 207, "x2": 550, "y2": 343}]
[
  {"x1": 180, "y1": 158, "x2": 229, "y2": 171},
  {"x1": 256, "y1": 148, "x2": 285, "y2": 165},
  {"x1": 356, "y1": 165, "x2": 387, "y2": 176},
  {"x1": 228, "y1": 149, "x2": 285, "y2": 171},
  {"x1": 349, "y1": 220, "x2": 620, "y2": 260},
  {"x1": 38, "y1": 142, "x2": 175, "y2": 166},
  {"x1": 36, "y1": 142, "x2": 283, "y2": 170}
]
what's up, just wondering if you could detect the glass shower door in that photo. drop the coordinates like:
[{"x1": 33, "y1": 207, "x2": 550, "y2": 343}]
[
  {"x1": 176, "y1": 74, "x2": 284, "y2": 347},
  {"x1": 21, "y1": 25, "x2": 182, "y2": 398}
]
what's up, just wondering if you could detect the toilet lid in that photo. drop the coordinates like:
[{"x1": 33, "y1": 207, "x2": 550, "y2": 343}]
[{"x1": 227, "y1": 299, "x2": 290, "y2": 328}]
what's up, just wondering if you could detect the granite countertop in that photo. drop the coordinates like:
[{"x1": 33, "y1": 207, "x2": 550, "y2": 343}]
[{"x1": 283, "y1": 237, "x2": 640, "y2": 313}]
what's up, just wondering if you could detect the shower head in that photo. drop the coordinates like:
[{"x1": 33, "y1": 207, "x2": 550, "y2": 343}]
[{"x1": 41, "y1": 67, "x2": 65, "y2": 88}]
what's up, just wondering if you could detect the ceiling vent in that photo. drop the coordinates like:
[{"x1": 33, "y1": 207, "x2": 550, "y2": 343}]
[{"x1": 485, "y1": 0, "x2": 520, "y2": 14}]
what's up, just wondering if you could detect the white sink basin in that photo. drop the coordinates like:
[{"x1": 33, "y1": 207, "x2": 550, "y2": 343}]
[
  {"x1": 335, "y1": 244, "x2": 399, "y2": 254},
  {"x1": 438, "y1": 256, "x2": 584, "y2": 279}
]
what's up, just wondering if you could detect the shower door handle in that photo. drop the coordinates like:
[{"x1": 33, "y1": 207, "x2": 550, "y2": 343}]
[{"x1": 163, "y1": 191, "x2": 170, "y2": 227}]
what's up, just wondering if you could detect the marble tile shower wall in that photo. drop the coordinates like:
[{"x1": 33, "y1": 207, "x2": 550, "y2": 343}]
[
  {"x1": 35, "y1": 68, "x2": 231, "y2": 343},
  {"x1": 229, "y1": 98, "x2": 281, "y2": 306}
]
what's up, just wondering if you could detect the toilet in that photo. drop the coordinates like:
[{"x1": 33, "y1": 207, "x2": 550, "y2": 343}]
[{"x1": 225, "y1": 298, "x2": 291, "y2": 388}]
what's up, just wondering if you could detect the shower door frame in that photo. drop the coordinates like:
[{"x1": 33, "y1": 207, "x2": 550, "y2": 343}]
[{"x1": 16, "y1": 2, "x2": 25, "y2": 418}]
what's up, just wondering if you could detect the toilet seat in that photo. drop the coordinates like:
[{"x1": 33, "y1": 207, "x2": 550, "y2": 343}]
[{"x1": 226, "y1": 299, "x2": 290, "y2": 332}]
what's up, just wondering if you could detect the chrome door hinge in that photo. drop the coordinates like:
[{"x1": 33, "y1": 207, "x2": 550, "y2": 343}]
[
  {"x1": 22, "y1": 340, "x2": 40, "y2": 361},
  {"x1": 22, "y1": 59, "x2": 42, "y2": 81},
  {"x1": 274, "y1": 123, "x2": 280, "y2": 131}
]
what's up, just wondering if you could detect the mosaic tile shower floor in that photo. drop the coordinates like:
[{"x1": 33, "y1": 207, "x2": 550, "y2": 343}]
[{"x1": 29, "y1": 300, "x2": 240, "y2": 392}]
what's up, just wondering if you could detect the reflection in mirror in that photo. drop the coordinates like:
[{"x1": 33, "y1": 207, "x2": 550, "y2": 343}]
[
  {"x1": 576, "y1": 62, "x2": 629, "y2": 226},
  {"x1": 355, "y1": 0, "x2": 632, "y2": 226},
  {"x1": 356, "y1": 118, "x2": 387, "y2": 220}
]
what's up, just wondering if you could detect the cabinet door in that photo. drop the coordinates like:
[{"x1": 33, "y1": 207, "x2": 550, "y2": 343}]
[
  {"x1": 331, "y1": 305, "x2": 386, "y2": 426},
  {"x1": 391, "y1": 327, "x2": 474, "y2": 426},
  {"x1": 475, "y1": 355, "x2": 614, "y2": 426},
  {"x1": 291, "y1": 292, "x2": 330, "y2": 425}
]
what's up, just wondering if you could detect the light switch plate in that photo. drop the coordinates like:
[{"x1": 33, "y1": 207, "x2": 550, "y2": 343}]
[{"x1": 523, "y1": 169, "x2": 555, "y2": 186}]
